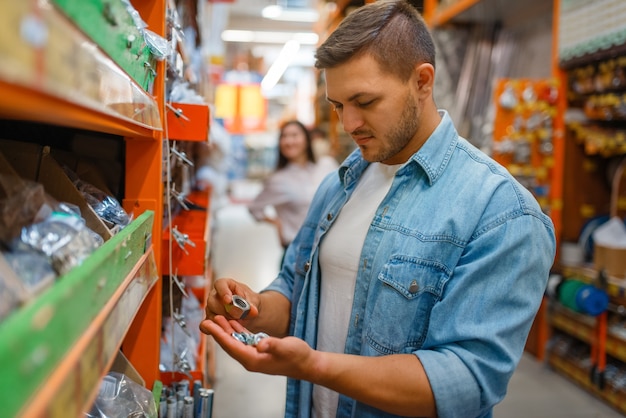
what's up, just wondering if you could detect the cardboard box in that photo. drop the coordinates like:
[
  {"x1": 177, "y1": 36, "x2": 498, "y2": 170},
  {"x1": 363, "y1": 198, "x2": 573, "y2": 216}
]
[
  {"x1": 0, "y1": 150, "x2": 47, "y2": 243},
  {"x1": 0, "y1": 150, "x2": 55, "y2": 308},
  {"x1": 0, "y1": 252, "x2": 29, "y2": 320},
  {"x1": 51, "y1": 149, "x2": 115, "y2": 197},
  {"x1": 110, "y1": 349, "x2": 145, "y2": 387},
  {"x1": 593, "y1": 244, "x2": 626, "y2": 278},
  {"x1": 0, "y1": 139, "x2": 113, "y2": 241}
]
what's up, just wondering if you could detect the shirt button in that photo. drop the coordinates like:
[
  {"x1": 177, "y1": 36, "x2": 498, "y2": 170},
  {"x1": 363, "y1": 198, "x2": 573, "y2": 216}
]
[
  {"x1": 326, "y1": 213, "x2": 333, "y2": 221},
  {"x1": 409, "y1": 280, "x2": 419, "y2": 293},
  {"x1": 304, "y1": 261, "x2": 311, "y2": 272}
]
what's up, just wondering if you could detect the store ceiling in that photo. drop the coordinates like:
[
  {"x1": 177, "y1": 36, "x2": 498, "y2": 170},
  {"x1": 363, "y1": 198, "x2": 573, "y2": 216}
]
[
  {"x1": 225, "y1": 0, "x2": 319, "y2": 33},
  {"x1": 215, "y1": 0, "x2": 322, "y2": 70}
]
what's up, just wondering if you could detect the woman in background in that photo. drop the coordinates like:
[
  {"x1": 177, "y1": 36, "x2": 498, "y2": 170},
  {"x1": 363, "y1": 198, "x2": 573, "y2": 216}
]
[{"x1": 248, "y1": 120, "x2": 337, "y2": 253}]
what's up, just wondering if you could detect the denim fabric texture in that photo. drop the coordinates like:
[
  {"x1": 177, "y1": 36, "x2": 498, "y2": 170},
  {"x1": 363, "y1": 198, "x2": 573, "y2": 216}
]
[{"x1": 264, "y1": 111, "x2": 556, "y2": 418}]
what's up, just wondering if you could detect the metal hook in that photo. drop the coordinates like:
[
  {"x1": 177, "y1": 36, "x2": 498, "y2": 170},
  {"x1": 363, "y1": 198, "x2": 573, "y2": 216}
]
[
  {"x1": 171, "y1": 187, "x2": 190, "y2": 211},
  {"x1": 171, "y1": 225, "x2": 196, "y2": 253},
  {"x1": 170, "y1": 143, "x2": 194, "y2": 166},
  {"x1": 166, "y1": 102, "x2": 191, "y2": 121},
  {"x1": 170, "y1": 271, "x2": 189, "y2": 298}
]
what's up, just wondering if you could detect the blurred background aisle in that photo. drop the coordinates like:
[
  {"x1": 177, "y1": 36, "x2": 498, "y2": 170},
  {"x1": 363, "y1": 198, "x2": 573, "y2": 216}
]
[{"x1": 210, "y1": 180, "x2": 287, "y2": 418}]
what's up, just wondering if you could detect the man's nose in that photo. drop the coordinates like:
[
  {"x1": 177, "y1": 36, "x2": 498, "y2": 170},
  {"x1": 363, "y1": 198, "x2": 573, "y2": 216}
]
[{"x1": 341, "y1": 106, "x2": 363, "y2": 134}]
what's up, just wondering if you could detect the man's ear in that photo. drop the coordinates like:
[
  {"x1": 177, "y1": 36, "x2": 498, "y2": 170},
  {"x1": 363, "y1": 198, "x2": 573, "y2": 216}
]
[{"x1": 413, "y1": 63, "x2": 435, "y2": 98}]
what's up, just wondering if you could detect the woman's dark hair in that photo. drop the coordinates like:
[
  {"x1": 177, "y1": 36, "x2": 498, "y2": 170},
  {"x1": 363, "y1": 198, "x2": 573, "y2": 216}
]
[
  {"x1": 276, "y1": 120, "x2": 316, "y2": 170},
  {"x1": 314, "y1": 0, "x2": 435, "y2": 83}
]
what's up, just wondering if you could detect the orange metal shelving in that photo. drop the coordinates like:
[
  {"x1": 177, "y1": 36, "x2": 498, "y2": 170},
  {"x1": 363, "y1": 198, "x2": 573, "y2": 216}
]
[
  {"x1": 423, "y1": 0, "x2": 481, "y2": 26},
  {"x1": 166, "y1": 102, "x2": 211, "y2": 142},
  {"x1": 0, "y1": 80, "x2": 160, "y2": 139},
  {"x1": 120, "y1": 0, "x2": 167, "y2": 391},
  {"x1": 0, "y1": 0, "x2": 177, "y2": 413}
]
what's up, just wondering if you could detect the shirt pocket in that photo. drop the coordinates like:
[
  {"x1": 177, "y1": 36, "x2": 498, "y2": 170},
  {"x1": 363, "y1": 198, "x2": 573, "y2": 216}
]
[{"x1": 364, "y1": 255, "x2": 448, "y2": 356}]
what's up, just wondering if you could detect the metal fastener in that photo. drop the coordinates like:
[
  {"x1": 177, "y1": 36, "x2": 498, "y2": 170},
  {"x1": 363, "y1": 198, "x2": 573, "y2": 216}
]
[
  {"x1": 225, "y1": 295, "x2": 251, "y2": 319},
  {"x1": 231, "y1": 331, "x2": 269, "y2": 346}
]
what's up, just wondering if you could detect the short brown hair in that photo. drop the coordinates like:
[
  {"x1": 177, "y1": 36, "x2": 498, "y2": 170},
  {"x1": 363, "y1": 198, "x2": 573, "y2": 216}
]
[{"x1": 314, "y1": 0, "x2": 435, "y2": 82}]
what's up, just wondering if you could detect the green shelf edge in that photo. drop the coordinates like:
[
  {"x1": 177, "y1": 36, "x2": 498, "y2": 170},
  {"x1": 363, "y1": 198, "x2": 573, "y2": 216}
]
[
  {"x1": 50, "y1": 0, "x2": 157, "y2": 93},
  {"x1": 0, "y1": 210, "x2": 154, "y2": 417}
]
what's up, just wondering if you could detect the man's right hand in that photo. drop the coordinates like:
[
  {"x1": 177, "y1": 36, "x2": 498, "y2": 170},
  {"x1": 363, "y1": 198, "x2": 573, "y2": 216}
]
[{"x1": 204, "y1": 278, "x2": 260, "y2": 323}]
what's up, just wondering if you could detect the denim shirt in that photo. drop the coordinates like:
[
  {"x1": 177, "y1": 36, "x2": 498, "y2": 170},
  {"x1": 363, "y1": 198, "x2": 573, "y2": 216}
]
[{"x1": 264, "y1": 111, "x2": 556, "y2": 418}]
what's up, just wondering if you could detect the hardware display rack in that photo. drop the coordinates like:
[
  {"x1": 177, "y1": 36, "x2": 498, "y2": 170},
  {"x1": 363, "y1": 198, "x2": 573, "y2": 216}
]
[
  {"x1": 423, "y1": 0, "x2": 626, "y2": 413},
  {"x1": 546, "y1": 0, "x2": 626, "y2": 412},
  {"x1": 0, "y1": 0, "x2": 213, "y2": 416}
]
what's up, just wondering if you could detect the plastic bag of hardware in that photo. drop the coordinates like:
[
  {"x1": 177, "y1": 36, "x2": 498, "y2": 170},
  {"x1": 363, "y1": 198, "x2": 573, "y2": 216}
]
[
  {"x1": 86, "y1": 372, "x2": 157, "y2": 418},
  {"x1": 143, "y1": 29, "x2": 171, "y2": 61},
  {"x1": 120, "y1": 0, "x2": 148, "y2": 30},
  {"x1": 169, "y1": 79, "x2": 206, "y2": 104},
  {"x1": 159, "y1": 315, "x2": 198, "y2": 372},
  {"x1": 15, "y1": 205, "x2": 103, "y2": 275},
  {"x1": 63, "y1": 166, "x2": 131, "y2": 232},
  {"x1": 0, "y1": 248, "x2": 56, "y2": 323},
  {"x1": 3, "y1": 249, "x2": 56, "y2": 296}
]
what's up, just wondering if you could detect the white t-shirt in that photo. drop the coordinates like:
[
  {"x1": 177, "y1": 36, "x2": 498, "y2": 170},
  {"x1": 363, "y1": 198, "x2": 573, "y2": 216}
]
[
  {"x1": 313, "y1": 162, "x2": 401, "y2": 418},
  {"x1": 248, "y1": 159, "x2": 337, "y2": 246}
]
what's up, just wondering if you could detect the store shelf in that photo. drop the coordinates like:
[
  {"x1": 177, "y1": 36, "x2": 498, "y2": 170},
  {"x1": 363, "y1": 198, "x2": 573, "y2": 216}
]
[
  {"x1": 160, "y1": 330, "x2": 211, "y2": 388},
  {"x1": 162, "y1": 190, "x2": 212, "y2": 276},
  {"x1": 562, "y1": 266, "x2": 626, "y2": 302},
  {"x1": 548, "y1": 353, "x2": 599, "y2": 394},
  {"x1": 0, "y1": 211, "x2": 157, "y2": 418},
  {"x1": 160, "y1": 272, "x2": 215, "y2": 390},
  {"x1": 549, "y1": 352, "x2": 626, "y2": 414},
  {"x1": 550, "y1": 306, "x2": 596, "y2": 344},
  {"x1": 557, "y1": 268, "x2": 626, "y2": 363},
  {"x1": 606, "y1": 333, "x2": 626, "y2": 364},
  {"x1": 165, "y1": 102, "x2": 211, "y2": 142},
  {"x1": 0, "y1": 1, "x2": 161, "y2": 138},
  {"x1": 0, "y1": 0, "x2": 217, "y2": 414},
  {"x1": 0, "y1": 80, "x2": 160, "y2": 139},
  {"x1": 51, "y1": 0, "x2": 157, "y2": 93},
  {"x1": 424, "y1": 0, "x2": 553, "y2": 27}
]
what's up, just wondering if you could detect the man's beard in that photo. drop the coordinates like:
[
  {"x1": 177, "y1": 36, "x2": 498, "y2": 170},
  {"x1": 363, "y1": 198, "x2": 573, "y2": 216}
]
[{"x1": 365, "y1": 92, "x2": 419, "y2": 163}]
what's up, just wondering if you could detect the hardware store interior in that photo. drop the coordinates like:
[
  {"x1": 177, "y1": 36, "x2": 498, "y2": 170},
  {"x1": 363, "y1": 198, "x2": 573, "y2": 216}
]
[{"x1": 3, "y1": 0, "x2": 626, "y2": 417}]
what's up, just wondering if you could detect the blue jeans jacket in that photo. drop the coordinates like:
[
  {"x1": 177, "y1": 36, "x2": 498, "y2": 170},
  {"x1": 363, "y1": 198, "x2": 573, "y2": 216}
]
[{"x1": 264, "y1": 111, "x2": 556, "y2": 418}]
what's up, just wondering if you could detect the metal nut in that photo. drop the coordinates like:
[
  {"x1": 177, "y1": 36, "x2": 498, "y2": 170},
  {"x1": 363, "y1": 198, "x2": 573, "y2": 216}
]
[
  {"x1": 225, "y1": 295, "x2": 251, "y2": 319},
  {"x1": 252, "y1": 332, "x2": 269, "y2": 345},
  {"x1": 231, "y1": 331, "x2": 269, "y2": 346}
]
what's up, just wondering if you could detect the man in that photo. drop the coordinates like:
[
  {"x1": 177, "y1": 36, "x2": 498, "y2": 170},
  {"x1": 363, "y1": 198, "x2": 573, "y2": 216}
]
[{"x1": 200, "y1": 1, "x2": 556, "y2": 417}]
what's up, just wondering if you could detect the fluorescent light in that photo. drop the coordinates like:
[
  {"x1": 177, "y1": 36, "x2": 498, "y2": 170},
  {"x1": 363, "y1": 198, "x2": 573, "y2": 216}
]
[
  {"x1": 261, "y1": 40, "x2": 300, "y2": 92},
  {"x1": 261, "y1": 5, "x2": 320, "y2": 23},
  {"x1": 221, "y1": 30, "x2": 318, "y2": 45},
  {"x1": 262, "y1": 5, "x2": 282, "y2": 19}
]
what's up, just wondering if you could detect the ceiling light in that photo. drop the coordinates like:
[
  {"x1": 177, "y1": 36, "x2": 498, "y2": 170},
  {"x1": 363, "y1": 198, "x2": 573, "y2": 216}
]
[
  {"x1": 262, "y1": 5, "x2": 283, "y2": 19},
  {"x1": 261, "y1": 40, "x2": 301, "y2": 92},
  {"x1": 261, "y1": 5, "x2": 320, "y2": 23},
  {"x1": 221, "y1": 30, "x2": 318, "y2": 45}
]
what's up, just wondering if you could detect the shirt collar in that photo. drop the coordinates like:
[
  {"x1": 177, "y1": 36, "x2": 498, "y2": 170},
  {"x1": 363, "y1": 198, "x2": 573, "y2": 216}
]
[{"x1": 338, "y1": 110, "x2": 459, "y2": 187}]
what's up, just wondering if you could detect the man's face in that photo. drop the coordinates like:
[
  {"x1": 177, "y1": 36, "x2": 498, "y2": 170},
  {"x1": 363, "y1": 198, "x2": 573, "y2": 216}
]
[{"x1": 325, "y1": 54, "x2": 421, "y2": 165}]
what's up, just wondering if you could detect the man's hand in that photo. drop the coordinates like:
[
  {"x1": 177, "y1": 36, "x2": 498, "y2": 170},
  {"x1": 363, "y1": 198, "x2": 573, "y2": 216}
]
[
  {"x1": 202, "y1": 278, "x2": 291, "y2": 336},
  {"x1": 204, "y1": 278, "x2": 260, "y2": 323},
  {"x1": 200, "y1": 315, "x2": 318, "y2": 380}
]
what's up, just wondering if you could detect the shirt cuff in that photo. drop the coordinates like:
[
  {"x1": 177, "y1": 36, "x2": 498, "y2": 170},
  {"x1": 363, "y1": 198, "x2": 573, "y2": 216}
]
[{"x1": 416, "y1": 349, "x2": 482, "y2": 418}]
